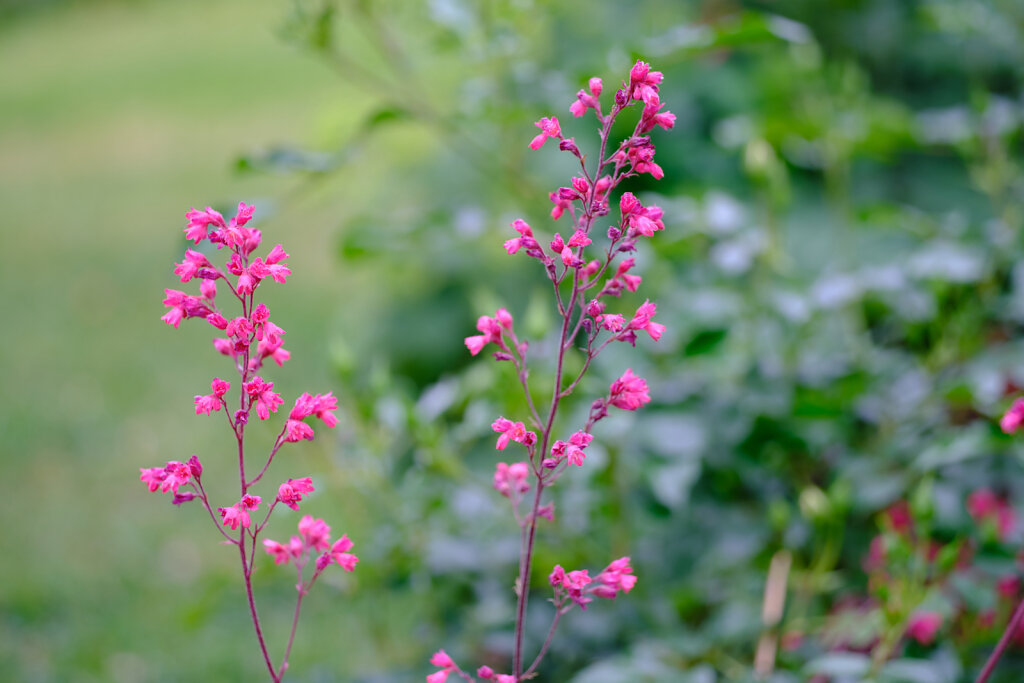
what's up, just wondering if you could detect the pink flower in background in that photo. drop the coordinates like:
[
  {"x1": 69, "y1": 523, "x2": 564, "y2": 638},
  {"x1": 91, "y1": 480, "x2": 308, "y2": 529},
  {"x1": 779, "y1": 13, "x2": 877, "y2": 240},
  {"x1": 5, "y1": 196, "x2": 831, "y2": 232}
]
[
  {"x1": 1001, "y1": 398, "x2": 1024, "y2": 434},
  {"x1": 592, "y1": 556, "x2": 637, "y2": 599},
  {"x1": 263, "y1": 539, "x2": 293, "y2": 565},
  {"x1": 528, "y1": 116, "x2": 562, "y2": 150},
  {"x1": 328, "y1": 534, "x2": 358, "y2": 571},
  {"x1": 493, "y1": 462, "x2": 531, "y2": 498},
  {"x1": 465, "y1": 309, "x2": 513, "y2": 356},
  {"x1": 298, "y1": 515, "x2": 331, "y2": 552},
  {"x1": 967, "y1": 489, "x2": 1015, "y2": 541},
  {"x1": 609, "y1": 369, "x2": 651, "y2": 411},
  {"x1": 906, "y1": 611, "x2": 942, "y2": 645}
]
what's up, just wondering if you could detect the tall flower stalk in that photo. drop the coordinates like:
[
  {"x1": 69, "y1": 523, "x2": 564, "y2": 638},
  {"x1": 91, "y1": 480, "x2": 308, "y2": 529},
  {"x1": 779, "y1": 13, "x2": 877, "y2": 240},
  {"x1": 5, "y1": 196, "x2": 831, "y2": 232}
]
[
  {"x1": 142, "y1": 204, "x2": 358, "y2": 681},
  {"x1": 428, "y1": 59, "x2": 675, "y2": 683}
]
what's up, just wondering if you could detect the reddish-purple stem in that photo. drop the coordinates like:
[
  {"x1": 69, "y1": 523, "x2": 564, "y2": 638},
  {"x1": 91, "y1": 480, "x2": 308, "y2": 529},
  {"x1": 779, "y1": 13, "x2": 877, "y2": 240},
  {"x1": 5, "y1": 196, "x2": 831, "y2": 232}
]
[
  {"x1": 512, "y1": 104, "x2": 622, "y2": 678},
  {"x1": 976, "y1": 596, "x2": 1024, "y2": 682}
]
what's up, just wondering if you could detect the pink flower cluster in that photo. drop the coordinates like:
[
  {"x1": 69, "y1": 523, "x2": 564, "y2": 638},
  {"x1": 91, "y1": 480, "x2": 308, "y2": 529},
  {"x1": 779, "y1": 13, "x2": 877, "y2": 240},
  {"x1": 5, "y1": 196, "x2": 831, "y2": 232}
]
[
  {"x1": 145, "y1": 202, "x2": 356, "y2": 681},
  {"x1": 264, "y1": 514, "x2": 358, "y2": 575},
  {"x1": 549, "y1": 557, "x2": 636, "y2": 610},
  {"x1": 442, "y1": 59, "x2": 671, "y2": 680},
  {"x1": 427, "y1": 650, "x2": 515, "y2": 683}
]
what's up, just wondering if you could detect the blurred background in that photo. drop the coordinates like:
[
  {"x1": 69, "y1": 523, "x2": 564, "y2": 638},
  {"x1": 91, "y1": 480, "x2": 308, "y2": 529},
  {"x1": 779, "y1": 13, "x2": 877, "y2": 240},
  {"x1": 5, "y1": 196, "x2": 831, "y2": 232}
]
[{"x1": 3, "y1": 0, "x2": 1024, "y2": 681}]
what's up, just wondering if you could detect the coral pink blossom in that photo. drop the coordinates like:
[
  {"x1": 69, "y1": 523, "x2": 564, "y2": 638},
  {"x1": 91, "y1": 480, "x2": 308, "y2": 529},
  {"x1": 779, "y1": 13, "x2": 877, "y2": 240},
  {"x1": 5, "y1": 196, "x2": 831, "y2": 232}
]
[
  {"x1": 1002, "y1": 398, "x2": 1024, "y2": 434},
  {"x1": 277, "y1": 477, "x2": 315, "y2": 510},
  {"x1": 609, "y1": 369, "x2": 651, "y2": 411},
  {"x1": 184, "y1": 206, "x2": 227, "y2": 244},
  {"x1": 626, "y1": 300, "x2": 665, "y2": 341},
  {"x1": 967, "y1": 489, "x2": 1015, "y2": 540},
  {"x1": 906, "y1": 611, "x2": 942, "y2": 645},
  {"x1": 173, "y1": 249, "x2": 212, "y2": 282},
  {"x1": 329, "y1": 534, "x2": 358, "y2": 571},
  {"x1": 263, "y1": 539, "x2": 292, "y2": 565},
  {"x1": 465, "y1": 309, "x2": 513, "y2": 356},
  {"x1": 493, "y1": 462, "x2": 531, "y2": 498},
  {"x1": 298, "y1": 515, "x2": 331, "y2": 552},
  {"x1": 194, "y1": 378, "x2": 229, "y2": 416},
  {"x1": 628, "y1": 60, "x2": 663, "y2": 104},
  {"x1": 550, "y1": 565, "x2": 593, "y2": 609},
  {"x1": 245, "y1": 376, "x2": 283, "y2": 420},
  {"x1": 592, "y1": 556, "x2": 637, "y2": 599},
  {"x1": 219, "y1": 494, "x2": 261, "y2": 530},
  {"x1": 491, "y1": 416, "x2": 535, "y2": 450},
  {"x1": 528, "y1": 116, "x2": 562, "y2": 150}
]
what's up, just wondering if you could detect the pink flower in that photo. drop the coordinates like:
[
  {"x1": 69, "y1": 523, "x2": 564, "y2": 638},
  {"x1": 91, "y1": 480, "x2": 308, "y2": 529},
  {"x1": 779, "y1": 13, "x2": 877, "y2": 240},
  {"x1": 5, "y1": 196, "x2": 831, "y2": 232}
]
[
  {"x1": 566, "y1": 431, "x2": 592, "y2": 466},
  {"x1": 277, "y1": 477, "x2": 315, "y2": 510},
  {"x1": 639, "y1": 100, "x2": 676, "y2": 133},
  {"x1": 245, "y1": 376, "x2": 283, "y2": 420},
  {"x1": 284, "y1": 419, "x2": 315, "y2": 443},
  {"x1": 615, "y1": 258, "x2": 642, "y2": 292},
  {"x1": 628, "y1": 60, "x2": 663, "y2": 105},
  {"x1": 491, "y1": 417, "x2": 535, "y2": 450},
  {"x1": 160, "y1": 460, "x2": 192, "y2": 494},
  {"x1": 429, "y1": 650, "x2": 455, "y2": 668},
  {"x1": 592, "y1": 556, "x2": 637, "y2": 599},
  {"x1": 967, "y1": 489, "x2": 1015, "y2": 541},
  {"x1": 625, "y1": 300, "x2": 665, "y2": 341},
  {"x1": 173, "y1": 249, "x2": 211, "y2": 282},
  {"x1": 231, "y1": 202, "x2": 255, "y2": 228},
  {"x1": 596, "y1": 314, "x2": 625, "y2": 333},
  {"x1": 184, "y1": 206, "x2": 226, "y2": 244},
  {"x1": 194, "y1": 378, "x2": 229, "y2": 415},
  {"x1": 465, "y1": 309, "x2": 513, "y2": 356},
  {"x1": 550, "y1": 565, "x2": 593, "y2": 609},
  {"x1": 263, "y1": 539, "x2": 292, "y2": 565},
  {"x1": 549, "y1": 191, "x2": 573, "y2": 220},
  {"x1": 505, "y1": 219, "x2": 539, "y2": 255},
  {"x1": 493, "y1": 462, "x2": 531, "y2": 498},
  {"x1": 609, "y1": 369, "x2": 651, "y2": 411},
  {"x1": 528, "y1": 116, "x2": 562, "y2": 150},
  {"x1": 226, "y1": 315, "x2": 254, "y2": 340},
  {"x1": 477, "y1": 666, "x2": 494, "y2": 679},
  {"x1": 618, "y1": 139, "x2": 663, "y2": 179},
  {"x1": 906, "y1": 611, "x2": 942, "y2": 645},
  {"x1": 329, "y1": 534, "x2": 358, "y2": 571},
  {"x1": 249, "y1": 256, "x2": 291, "y2": 284},
  {"x1": 298, "y1": 515, "x2": 331, "y2": 552},
  {"x1": 161, "y1": 289, "x2": 212, "y2": 328},
  {"x1": 1002, "y1": 398, "x2": 1024, "y2": 434},
  {"x1": 427, "y1": 649, "x2": 456, "y2": 683},
  {"x1": 219, "y1": 495, "x2": 261, "y2": 530},
  {"x1": 139, "y1": 466, "x2": 167, "y2": 492}
]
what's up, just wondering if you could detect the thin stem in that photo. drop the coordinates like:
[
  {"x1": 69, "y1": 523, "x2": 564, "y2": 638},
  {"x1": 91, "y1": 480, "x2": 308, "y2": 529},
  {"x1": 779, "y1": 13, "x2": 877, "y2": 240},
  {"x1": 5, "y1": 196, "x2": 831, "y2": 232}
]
[
  {"x1": 278, "y1": 570, "x2": 306, "y2": 680},
  {"x1": 524, "y1": 604, "x2": 565, "y2": 677},
  {"x1": 247, "y1": 428, "x2": 288, "y2": 489},
  {"x1": 240, "y1": 540, "x2": 278, "y2": 682},
  {"x1": 194, "y1": 479, "x2": 238, "y2": 544},
  {"x1": 976, "y1": 596, "x2": 1024, "y2": 682},
  {"x1": 512, "y1": 103, "x2": 623, "y2": 679}
]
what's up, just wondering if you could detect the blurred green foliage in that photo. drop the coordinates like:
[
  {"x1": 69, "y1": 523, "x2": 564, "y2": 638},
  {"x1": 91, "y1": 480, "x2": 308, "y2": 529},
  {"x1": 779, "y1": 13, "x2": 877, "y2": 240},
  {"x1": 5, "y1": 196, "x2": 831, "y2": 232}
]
[{"x1": 4, "y1": 0, "x2": 1024, "y2": 681}]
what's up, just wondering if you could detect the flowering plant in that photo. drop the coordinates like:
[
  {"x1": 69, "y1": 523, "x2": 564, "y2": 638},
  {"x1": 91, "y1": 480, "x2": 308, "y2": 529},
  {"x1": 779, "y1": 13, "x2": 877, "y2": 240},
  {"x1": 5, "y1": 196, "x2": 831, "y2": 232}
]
[
  {"x1": 142, "y1": 203, "x2": 357, "y2": 681},
  {"x1": 428, "y1": 59, "x2": 674, "y2": 682}
]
